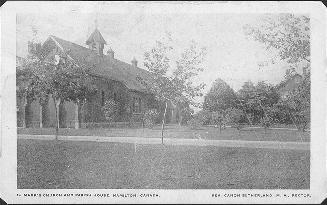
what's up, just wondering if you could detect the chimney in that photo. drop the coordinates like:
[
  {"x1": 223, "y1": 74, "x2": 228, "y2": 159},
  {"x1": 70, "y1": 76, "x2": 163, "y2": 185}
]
[
  {"x1": 131, "y1": 57, "x2": 138, "y2": 67},
  {"x1": 107, "y1": 47, "x2": 114, "y2": 60}
]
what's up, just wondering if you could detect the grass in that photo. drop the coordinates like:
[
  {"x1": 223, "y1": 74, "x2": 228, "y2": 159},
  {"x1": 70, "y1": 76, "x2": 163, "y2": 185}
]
[
  {"x1": 18, "y1": 125, "x2": 310, "y2": 142},
  {"x1": 17, "y1": 139, "x2": 310, "y2": 189}
]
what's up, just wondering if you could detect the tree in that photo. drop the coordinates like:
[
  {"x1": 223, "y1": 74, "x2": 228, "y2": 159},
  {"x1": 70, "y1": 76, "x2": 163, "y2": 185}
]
[
  {"x1": 244, "y1": 14, "x2": 310, "y2": 65},
  {"x1": 178, "y1": 106, "x2": 194, "y2": 126},
  {"x1": 193, "y1": 110, "x2": 212, "y2": 125},
  {"x1": 143, "y1": 39, "x2": 206, "y2": 144},
  {"x1": 143, "y1": 109, "x2": 160, "y2": 128},
  {"x1": 225, "y1": 108, "x2": 244, "y2": 132},
  {"x1": 203, "y1": 78, "x2": 237, "y2": 131},
  {"x1": 203, "y1": 78, "x2": 237, "y2": 112},
  {"x1": 211, "y1": 111, "x2": 225, "y2": 133},
  {"x1": 278, "y1": 71, "x2": 310, "y2": 131},
  {"x1": 237, "y1": 81, "x2": 280, "y2": 125},
  {"x1": 18, "y1": 40, "x2": 97, "y2": 138},
  {"x1": 244, "y1": 14, "x2": 310, "y2": 130}
]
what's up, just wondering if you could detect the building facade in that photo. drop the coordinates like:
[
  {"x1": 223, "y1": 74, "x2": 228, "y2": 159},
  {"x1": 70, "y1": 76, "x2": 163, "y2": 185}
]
[{"x1": 17, "y1": 28, "x2": 179, "y2": 128}]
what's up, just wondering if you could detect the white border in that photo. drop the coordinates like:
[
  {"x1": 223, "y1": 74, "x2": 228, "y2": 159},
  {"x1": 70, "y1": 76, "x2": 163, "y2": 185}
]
[{"x1": 1, "y1": 1, "x2": 326, "y2": 204}]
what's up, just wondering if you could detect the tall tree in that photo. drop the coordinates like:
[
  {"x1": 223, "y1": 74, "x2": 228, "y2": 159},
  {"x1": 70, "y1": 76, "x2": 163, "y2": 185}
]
[
  {"x1": 203, "y1": 78, "x2": 237, "y2": 113},
  {"x1": 203, "y1": 78, "x2": 237, "y2": 132},
  {"x1": 244, "y1": 14, "x2": 310, "y2": 65},
  {"x1": 237, "y1": 81, "x2": 280, "y2": 125},
  {"x1": 17, "y1": 40, "x2": 97, "y2": 137},
  {"x1": 244, "y1": 14, "x2": 310, "y2": 128},
  {"x1": 276, "y1": 70, "x2": 310, "y2": 131},
  {"x1": 143, "y1": 39, "x2": 206, "y2": 143}
]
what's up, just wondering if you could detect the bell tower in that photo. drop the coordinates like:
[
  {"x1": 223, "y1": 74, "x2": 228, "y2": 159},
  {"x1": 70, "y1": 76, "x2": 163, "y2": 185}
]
[{"x1": 86, "y1": 21, "x2": 107, "y2": 56}]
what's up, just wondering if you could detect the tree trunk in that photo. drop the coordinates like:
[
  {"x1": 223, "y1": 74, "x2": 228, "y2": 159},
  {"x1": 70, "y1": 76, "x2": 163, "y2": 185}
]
[
  {"x1": 39, "y1": 104, "x2": 43, "y2": 128},
  {"x1": 74, "y1": 101, "x2": 79, "y2": 129},
  {"x1": 179, "y1": 114, "x2": 183, "y2": 126},
  {"x1": 22, "y1": 100, "x2": 27, "y2": 128},
  {"x1": 53, "y1": 97, "x2": 61, "y2": 140},
  {"x1": 161, "y1": 101, "x2": 168, "y2": 144}
]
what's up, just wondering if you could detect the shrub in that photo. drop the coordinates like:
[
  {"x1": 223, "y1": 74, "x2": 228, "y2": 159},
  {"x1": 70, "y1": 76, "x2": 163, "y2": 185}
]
[
  {"x1": 225, "y1": 108, "x2": 244, "y2": 128},
  {"x1": 193, "y1": 110, "x2": 212, "y2": 125},
  {"x1": 260, "y1": 117, "x2": 271, "y2": 128},
  {"x1": 101, "y1": 99, "x2": 118, "y2": 123},
  {"x1": 143, "y1": 109, "x2": 159, "y2": 128},
  {"x1": 187, "y1": 118, "x2": 202, "y2": 130},
  {"x1": 211, "y1": 111, "x2": 225, "y2": 131},
  {"x1": 179, "y1": 107, "x2": 193, "y2": 125}
]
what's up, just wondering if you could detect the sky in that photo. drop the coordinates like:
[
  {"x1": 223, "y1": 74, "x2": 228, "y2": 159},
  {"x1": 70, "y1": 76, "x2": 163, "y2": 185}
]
[{"x1": 16, "y1": 11, "x2": 292, "y2": 106}]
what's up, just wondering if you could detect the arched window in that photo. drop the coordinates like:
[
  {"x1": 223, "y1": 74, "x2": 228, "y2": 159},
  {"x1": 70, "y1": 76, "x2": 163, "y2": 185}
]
[
  {"x1": 138, "y1": 97, "x2": 142, "y2": 113},
  {"x1": 132, "y1": 96, "x2": 142, "y2": 113}
]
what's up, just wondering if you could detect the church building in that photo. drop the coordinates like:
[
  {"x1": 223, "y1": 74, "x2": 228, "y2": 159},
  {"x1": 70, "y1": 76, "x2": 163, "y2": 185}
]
[{"x1": 17, "y1": 28, "x2": 179, "y2": 128}]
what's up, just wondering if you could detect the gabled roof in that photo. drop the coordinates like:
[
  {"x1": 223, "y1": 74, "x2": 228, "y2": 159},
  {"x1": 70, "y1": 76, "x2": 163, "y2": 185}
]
[
  {"x1": 85, "y1": 28, "x2": 107, "y2": 45},
  {"x1": 276, "y1": 74, "x2": 302, "y2": 93},
  {"x1": 43, "y1": 35, "x2": 154, "y2": 93}
]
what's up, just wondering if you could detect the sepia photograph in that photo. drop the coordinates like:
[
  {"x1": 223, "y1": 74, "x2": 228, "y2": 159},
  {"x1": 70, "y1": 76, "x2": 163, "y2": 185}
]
[
  {"x1": 16, "y1": 11, "x2": 311, "y2": 190},
  {"x1": 1, "y1": 1, "x2": 326, "y2": 204}
]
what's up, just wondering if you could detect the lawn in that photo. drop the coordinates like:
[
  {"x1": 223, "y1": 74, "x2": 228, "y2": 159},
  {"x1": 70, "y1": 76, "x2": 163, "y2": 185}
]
[
  {"x1": 17, "y1": 139, "x2": 310, "y2": 189},
  {"x1": 18, "y1": 125, "x2": 310, "y2": 142}
]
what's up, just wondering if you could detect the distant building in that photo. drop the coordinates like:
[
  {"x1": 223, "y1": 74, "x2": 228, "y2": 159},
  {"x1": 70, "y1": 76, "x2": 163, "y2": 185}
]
[
  {"x1": 276, "y1": 73, "x2": 303, "y2": 99},
  {"x1": 17, "y1": 28, "x2": 179, "y2": 128}
]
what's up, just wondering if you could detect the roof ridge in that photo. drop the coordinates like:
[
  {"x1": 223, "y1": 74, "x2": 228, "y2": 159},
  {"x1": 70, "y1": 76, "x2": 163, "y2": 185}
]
[
  {"x1": 49, "y1": 35, "x2": 90, "y2": 51},
  {"x1": 44, "y1": 34, "x2": 153, "y2": 93},
  {"x1": 86, "y1": 28, "x2": 107, "y2": 45}
]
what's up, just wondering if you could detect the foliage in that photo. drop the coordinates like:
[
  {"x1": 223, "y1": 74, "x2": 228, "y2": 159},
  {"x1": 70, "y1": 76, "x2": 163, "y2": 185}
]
[
  {"x1": 237, "y1": 81, "x2": 280, "y2": 124},
  {"x1": 17, "y1": 38, "x2": 97, "y2": 130},
  {"x1": 187, "y1": 118, "x2": 203, "y2": 130},
  {"x1": 243, "y1": 14, "x2": 310, "y2": 130},
  {"x1": 101, "y1": 99, "x2": 118, "y2": 123},
  {"x1": 211, "y1": 111, "x2": 226, "y2": 131},
  {"x1": 142, "y1": 39, "x2": 206, "y2": 108},
  {"x1": 203, "y1": 78, "x2": 237, "y2": 112},
  {"x1": 277, "y1": 73, "x2": 310, "y2": 131},
  {"x1": 193, "y1": 110, "x2": 212, "y2": 125},
  {"x1": 260, "y1": 116, "x2": 271, "y2": 132},
  {"x1": 172, "y1": 41, "x2": 207, "y2": 107},
  {"x1": 143, "y1": 109, "x2": 160, "y2": 128},
  {"x1": 179, "y1": 106, "x2": 194, "y2": 125},
  {"x1": 211, "y1": 111, "x2": 223, "y2": 125},
  {"x1": 224, "y1": 108, "x2": 244, "y2": 129},
  {"x1": 142, "y1": 37, "x2": 206, "y2": 141},
  {"x1": 244, "y1": 14, "x2": 310, "y2": 65}
]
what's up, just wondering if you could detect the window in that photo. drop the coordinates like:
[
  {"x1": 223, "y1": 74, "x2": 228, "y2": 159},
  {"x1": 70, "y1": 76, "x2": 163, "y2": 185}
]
[
  {"x1": 101, "y1": 91, "x2": 105, "y2": 106},
  {"x1": 133, "y1": 97, "x2": 142, "y2": 113},
  {"x1": 138, "y1": 97, "x2": 142, "y2": 113}
]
